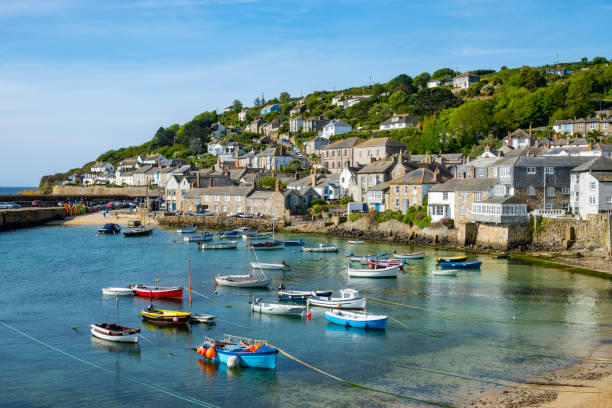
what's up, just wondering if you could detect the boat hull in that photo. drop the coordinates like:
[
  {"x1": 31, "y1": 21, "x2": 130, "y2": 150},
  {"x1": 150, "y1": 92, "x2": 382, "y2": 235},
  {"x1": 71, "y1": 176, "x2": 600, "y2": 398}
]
[
  {"x1": 90, "y1": 324, "x2": 140, "y2": 343},
  {"x1": 282, "y1": 240, "x2": 303, "y2": 246},
  {"x1": 438, "y1": 261, "x2": 481, "y2": 269},
  {"x1": 433, "y1": 269, "x2": 458, "y2": 276},
  {"x1": 325, "y1": 311, "x2": 387, "y2": 330},
  {"x1": 251, "y1": 303, "x2": 304, "y2": 315},
  {"x1": 348, "y1": 265, "x2": 399, "y2": 278},
  {"x1": 131, "y1": 286, "x2": 183, "y2": 299},
  {"x1": 184, "y1": 234, "x2": 213, "y2": 242},
  {"x1": 200, "y1": 241, "x2": 238, "y2": 249},
  {"x1": 278, "y1": 290, "x2": 332, "y2": 302},
  {"x1": 177, "y1": 227, "x2": 197, "y2": 233},
  {"x1": 307, "y1": 297, "x2": 366, "y2": 309},
  {"x1": 302, "y1": 247, "x2": 338, "y2": 252},
  {"x1": 214, "y1": 275, "x2": 271, "y2": 288},
  {"x1": 250, "y1": 242, "x2": 285, "y2": 250},
  {"x1": 251, "y1": 262, "x2": 286, "y2": 270},
  {"x1": 210, "y1": 348, "x2": 278, "y2": 369},
  {"x1": 190, "y1": 313, "x2": 216, "y2": 324},
  {"x1": 102, "y1": 287, "x2": 134, "y2": 296},
  {"x1": 393, "y1": 252, "x2": 425, "y2": 259},
  {"x1": 435, "y1": 256, "x2": 467, "y2": 263},
  {"x1": 141, "y1": 309, "x2": 191, "y2": 325}
]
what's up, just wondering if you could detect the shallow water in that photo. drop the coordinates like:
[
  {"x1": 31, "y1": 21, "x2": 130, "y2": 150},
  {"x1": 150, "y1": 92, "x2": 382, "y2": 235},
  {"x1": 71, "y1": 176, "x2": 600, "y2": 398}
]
[{"x1": 1, "y1": 225, "x2": 611, "y2": 407}]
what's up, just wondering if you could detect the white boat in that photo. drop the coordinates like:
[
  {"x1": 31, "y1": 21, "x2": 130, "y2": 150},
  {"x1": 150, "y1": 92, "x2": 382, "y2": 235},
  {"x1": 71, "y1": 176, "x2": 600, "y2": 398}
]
[
  {"x1": 184, "y1": 233, "x2": 213, "y2": 242},
  {"x1": 302, "y1": 243, "x2": 338, "y2": 252},
  {"x1": 432, "y1": 269, "x2": 458, "y2": 276},
  {"x1": 348, "y1": 240, "x2": 364, "y2": 244},
  {"x1": 347, "y1": 265, "x2": 399, "y2": 278},
  {"x1": 177, "y1": 227, "x2": 197, "y2": 233},
  {"x1": 393, "y1": 252, "x2": 425, "y2": 259},
  {"x1": 190, "y1": 313, "x2": 216, "y2": 324},
  {"x1": 307, "y1": 288, "x2": 366, "y2": 309},
  {"x1": 243, "y1": 232, "x2": 272, "y2": 240},
  {"x1": 102, "y1": 287, "x2": 134, "y2": 296},
  {"x1": 236, "y1": 227, "x2": 258, "y2": 235},
  {"x1": 250, "y1": 299, "x2": 305, "y2": 316},
  {"x1": 90, "y1": 323, "x2": 140, "y2": 343},
  {"x1": 349, "y1": 252, "x2": 390, "y2": 263},
  {"x1": 251, "y1": 262, "x2": 288, "y2": 270},
  {"x1": 214, "y1": 238, "x2": 272, "y2": 288},
  {"x1": 200, "y1": 240, "x2": 238, "y2": 249}
]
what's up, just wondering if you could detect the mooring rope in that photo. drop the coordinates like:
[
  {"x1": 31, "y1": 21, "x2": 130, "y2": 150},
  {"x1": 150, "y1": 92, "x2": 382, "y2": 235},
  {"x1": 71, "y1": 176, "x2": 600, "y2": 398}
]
[
  {"x1": 0, "y1": 321, "x2": 218, "y2": 408},
  {"x1": 190, "y1": 288, "x2": 215, "y2": 301},
  {"x1": 268, "y1": 343, "x2": 455, "y2": 408}
]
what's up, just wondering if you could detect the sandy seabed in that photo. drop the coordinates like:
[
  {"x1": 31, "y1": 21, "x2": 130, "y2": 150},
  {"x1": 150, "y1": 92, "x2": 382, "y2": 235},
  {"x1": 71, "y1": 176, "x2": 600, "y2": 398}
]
[{"x1": 50, "y1": 211, "x2": 159, "y2": 227}]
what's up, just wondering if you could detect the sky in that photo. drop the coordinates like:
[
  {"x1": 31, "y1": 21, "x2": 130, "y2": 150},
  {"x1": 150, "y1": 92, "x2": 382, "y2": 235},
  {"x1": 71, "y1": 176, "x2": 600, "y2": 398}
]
[{"x1": 0, "y1": 0, "x2": 610, "y2": 186}]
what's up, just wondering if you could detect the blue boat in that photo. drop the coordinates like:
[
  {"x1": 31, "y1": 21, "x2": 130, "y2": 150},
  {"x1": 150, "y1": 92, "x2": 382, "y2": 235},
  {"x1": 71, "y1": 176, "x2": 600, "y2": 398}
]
[
  {"x1": 98, "y1": 223, "x2": 121, "y2": 234},
  {"x1": 325, "y1": 310, "x2": 387, "y2": 330},
  {"x1": 219, "y1": 230, "x2": 240, "y2": 238},
  {"x1": 438, "y1": 261, "x2": 482, "y2": 269},
  {"x1": 177, "y1": 227, "x2": 197, "y2": 233},
  {"x1": 200, "y1": 335, "x2": 278, "y2": 369},
  {"x1": 282, "y1": 239, "x2": 304, "y2": 246}
]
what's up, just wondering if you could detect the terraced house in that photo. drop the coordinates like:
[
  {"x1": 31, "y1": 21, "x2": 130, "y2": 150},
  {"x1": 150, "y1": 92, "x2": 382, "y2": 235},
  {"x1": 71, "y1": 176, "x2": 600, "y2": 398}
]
[
  {"x1": 186, "y1": 185, "x2": 254, "y2": 214},
  {"x1": 319, "y1": 137, "x2": 364, "y2": 174},
  {"x1": 386, "y1": 168, "x2": 444, "y2": 213},
  {"x1": 352, "y1": 137, "x2": 406, "y2": 166}
]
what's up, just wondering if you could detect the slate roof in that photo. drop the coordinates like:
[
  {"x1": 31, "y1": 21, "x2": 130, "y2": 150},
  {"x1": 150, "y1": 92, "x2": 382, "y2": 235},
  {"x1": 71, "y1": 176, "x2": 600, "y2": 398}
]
[
  {"x1": 454, "y1": 178, "x2": 497, "y2": 192},
  {"x1": 514, "y1": 156, "x2": 590, "y2": 167},
  {"x1": 255, "y1": 147, "x2": 292, "y2": 157},
  {"x1": 320, "y1": 137, "x2": 364, "y2": 150},
  {"x1": 590, "y1": 172, "x2": 612, "y2": 182},
  {"x1": 355, "y1": 137, "x2": 406, "y2": 148},
  {"x1": 480, "y1": 195, "x2": 526, "y2": 205},
  {"x1": 357, "y1": 158, "x2": 397, "y2": 174},
  {"x1": 369, "y1": 181, "x2": 391, "y2": 191},
  {"x1": 185, "y1": 185, "x2": 254, "y2": 197},
  {"x1": 380, "y1": 114, "x2": 419, "y2": 126},
  {"x1": 571, "y1": 156, "x2": 612, "y2": 172},
  {"x1": 428, "y1": 178, "x2": 463, "y2": 192},
  {"x1": 248, "y1": 190, "x2": 275, "y2": 200},
  {"x1": 388, "y1": 168, "x2": 438, "y2": 185}
]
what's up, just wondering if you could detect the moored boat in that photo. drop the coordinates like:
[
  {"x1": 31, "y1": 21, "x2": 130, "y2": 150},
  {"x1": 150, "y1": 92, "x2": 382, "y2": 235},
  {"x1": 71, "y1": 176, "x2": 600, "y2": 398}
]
[
  {"x1": 250, "y1": 299, "x2": 305, "y2": 316},
  {"x1": 140, "y1": 305, "x2": 191, "y2": 325},
  {"x1": 348, "y1": 264, "x2": 399, "y2": 278},
  {"x1": 214, "y1": 240, "x2": 272, "y2": 288},
  {"x1": 218, "y1": 230, "x2": 241, "y2": 238},
  {"x1": 325, "y1": 310, "x2": 387, "y2": 330},
  {"x1": 177, "y1": 227, "x2": 197, "y2": 233},
  {"x1": 435, "y1": 255, "x2": 467, "y2": 263},
  {"x1": 190, "y1": 313, "x2": 216, "y2": 324},
  {"x1": 243, "y1": 232, "x2": 272, "y2": 240},
  {"x1": 98, "y1": 223, "x2": 121, "y2": 234},
  {"x1": 90, "y1": 323, "x2": 140, "y2": 343},
  {"x1": 102, "y1": 287, "x2": 134, "y2": 296},
  {"x1": 349, "y1": 252, "x2": 390, "y2": 263},
  {"x1": 282, "y1": 239, "x2": 304, "y2": 247},
  {"x1": 432, "y1": 269, "x2": 458, "y2": 276},
  {"x1": 277, "y1": 287, "x2": 333, "y2": 302},
  {"x1": 123, "y1": 227, "x2": 153, "y2": 237},
  {"x1": 366, "y1": 259, "x2": 404, "y2": 268},
  {"x1": 302, "y1": 243, "x2": 338, "y2": 252},
  {"x1": 438, "y1": 261, "x2": 482, "y2": 269},
  {"x1": 393, "y1": 252, "x2": 425, "y2": 259},
  {"x1": 250, "y1": 241, "x2": 285, "y2": 250},
  {"x1": 348, "y1": 240, "x2": 364, "y2": 244},
  {"x1": 250, "y1": 262, "x2": 288, "y2": 270},
  {"x1": 130, "y1": 285, "x2": 183, "y2": 299},
  {"x1": 199, "y1": 240, "x2": 238, "y2": 249},
  {"x1": 307, "y1": 288, "x2": 366, "y2": 309},
  {"x1": 197, "y1": 335, "x2": 278, "y2": 369},
  {"x1": 184, "y1": 232, "x2": 214, "y2": 242}
]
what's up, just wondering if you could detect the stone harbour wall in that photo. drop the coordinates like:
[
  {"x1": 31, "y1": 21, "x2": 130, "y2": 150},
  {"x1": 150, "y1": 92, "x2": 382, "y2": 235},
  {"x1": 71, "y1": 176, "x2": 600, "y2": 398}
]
[
  {"x1": 475, "y1": 223, "x2": 531, "y2": 250},
  {"x1": 158, "y1": 214, "x2": 286, "y2": 231},
  {"x1": 0, "y1": 208, "x2": 66, "y2": 232},
  {"x1": 531, "y1": 214, "x2": 611, "y2": 252},
  {"x1": 52, "y1": 185, "x2": 156, "y2": 196}
]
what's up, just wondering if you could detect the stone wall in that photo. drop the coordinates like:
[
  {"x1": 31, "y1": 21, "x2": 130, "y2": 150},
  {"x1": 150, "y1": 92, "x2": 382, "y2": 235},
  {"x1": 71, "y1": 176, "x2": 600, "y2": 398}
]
[
  {"x1": 475, "y1": 223, "x2": 531, "y2": 250},
  {"x1": 158, "y1": 214, "x2": 286, "y2": 231},
  {"x1": 531, "y1": 214, "x2": 611, "y2": 252},
  {"x1": 52, "y1": 185, "x2": 157, "y2": 196},
  {"x1": 0, "y1": 208, "x2": 66, "y2": 231}
]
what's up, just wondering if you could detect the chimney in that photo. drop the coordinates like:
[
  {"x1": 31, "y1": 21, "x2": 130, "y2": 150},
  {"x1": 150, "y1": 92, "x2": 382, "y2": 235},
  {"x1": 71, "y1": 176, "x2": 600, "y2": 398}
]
[
  {"x1": 434, "y1": 167, "x2": 442, "y2": 182},
  {"x1": 454, "y1": 167, "x2": 458, "y2": 179},
  {"x1": 529, "y1": 123, "x2": 532, "y2": 136},
  {"x1": 484, "y1": 144, "x2": 490, "y2": 153},
  {"x1": 208, "y1": 177, "x2": 213, "y2": 187}
]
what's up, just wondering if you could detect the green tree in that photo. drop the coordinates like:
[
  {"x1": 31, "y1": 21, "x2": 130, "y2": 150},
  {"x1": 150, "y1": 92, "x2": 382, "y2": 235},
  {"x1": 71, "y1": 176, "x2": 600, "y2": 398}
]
[
  {"x1": 386, "y1": 74, "x2": 416, "y2": 94},
  {"x1": 189, "y1": 138, "x2": 203, "y2": 154},
  {"x1": 413, "y1": 72, "x2": 431, "y2": 89},
  {"x1": 388, "y1": 90, "x2": 410, "y2": 111},
  {"x1": 284, "y1": 159, "x2": 303, "y2": 173},
  {"x1": 279, "y1": 92, "x2": 290, "y2": 104},
  {"x1": 447, "y1": 100, "x2": 494, "y2": 147},
  {"x1": 257, "y1": 176, "x2": 279, "y2": 189},
  {"x1": 412, "y1": 87, "x2": 461, "y2": 116},
  {"x1": 566, "y1": 71, "x2": 595, "y2": 118},
  {"x1": 518, "y1": 67, "x2": 546, "y2": 90},
  {"x1": 431, "y1": 68, "x2": 455, "y2": 83},
  {"x1": 592, "y1": 56, "x2": 608, "y2": 65},
  {"x1": 232, "y1": 100, "x2": 242, "y2": 111}
]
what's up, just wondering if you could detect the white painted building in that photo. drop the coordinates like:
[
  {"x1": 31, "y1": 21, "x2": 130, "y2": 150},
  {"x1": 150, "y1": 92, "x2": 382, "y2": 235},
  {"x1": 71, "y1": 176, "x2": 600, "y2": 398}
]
[
  {"x1": 379, "y1": 114, "x2": 419, "y2": 131},
  {"x1": 569, "y1": 157, "x2": 612, "y2": 218},
  {"x1": 319, "y1": 119, "x2": 352, "y2": 139},
  {"x1": 427, "y1": 179, "x2": 459, "y2": 222}
]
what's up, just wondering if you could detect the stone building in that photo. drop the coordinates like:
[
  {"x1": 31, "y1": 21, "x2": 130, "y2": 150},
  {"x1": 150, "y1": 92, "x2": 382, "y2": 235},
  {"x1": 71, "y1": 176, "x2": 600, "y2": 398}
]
[
  {"x1": 352, "y1": 137, "x2": 406, "y2": 166},
  {"x1": 355, "y1": 156, "x2": 401, "y2": 202},
  {"x1": 386, "y1": 168, "x2": 444, "y2": 213},
  {"x1": 453, "y1": 179, "x2": 497, "y2": 224},
  {"x1": 319, "y1": 137, "x2": 364, "y2": 174},
  {"x1": 570, "y1": 156, "x2": 612, "y2": 218}
]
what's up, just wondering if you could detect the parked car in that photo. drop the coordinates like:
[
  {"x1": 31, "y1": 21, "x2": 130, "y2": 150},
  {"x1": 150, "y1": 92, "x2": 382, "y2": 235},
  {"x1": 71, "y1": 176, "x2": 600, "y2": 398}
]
[
  {"x1": 0, "y1": 202, "x2": 21, "y2": 209},
  {"x1": 238, "y1": 213, "x2": 254, "y2": 218},
  {"x1": 31, "y1": 200, "x2": 44, "y2": 207}
]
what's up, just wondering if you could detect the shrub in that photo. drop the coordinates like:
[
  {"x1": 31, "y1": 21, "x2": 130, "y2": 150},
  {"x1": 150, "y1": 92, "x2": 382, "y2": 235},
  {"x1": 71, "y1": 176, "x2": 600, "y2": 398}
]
[
  {"x1": 339, "y1": 196, "x2": 354, "y2": 205},
  {"x1": 309, "y1": 198, "x2": 326, "y2": 207},
  {"x1": 349, "y1": 213, "x2": 364, "y2": 222}
]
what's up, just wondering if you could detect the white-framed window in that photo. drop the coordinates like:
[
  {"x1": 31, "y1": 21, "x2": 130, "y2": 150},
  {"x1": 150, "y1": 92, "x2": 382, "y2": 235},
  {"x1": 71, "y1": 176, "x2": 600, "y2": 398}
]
[
  {"x1": 572, "y1": 192, "x2": 580, "y2": 201},
  {"x1": 590, "y1": 123, "x2": 595, "y2": 130},
  {"x1": 545, "y1": 203, "x2": 553, "y2": 209},
  {"x1": 562, "y1": 186, "x2": 569, "y2": 195},
  {"x1": 607, "y1": 196, "x2": 612, "y2": 204},
  {"x1": 589, "y1": 196, "x2": 596, "y2": 205},
  {"x1": 571, "y1": 174, "x2": 579, "y2": 184},
  {"x1": 527, "y1": 167, "x2": 536, "y2": 174},
  {"x1": 562, "y1": 203, "x2": 569, "y2": 211},
  {"x1": 546, "y1": 186, "x2": 555, "y2": 197},
  {"x1": 395, "y1": 199, "x2": 399, "y2": 208},
  {"x1": 463, "y1": 192, "x2": 468, "y2": 201},
  {"x1": 204, "y1": 195, "x2": 209, "y2": 201},
  {"x1": 442, "y1": 192, "x2": 448, "y2": 200},
  {"x1": 222, "y1": 205, "x2": 227, "y2": 212},
  {"x1": 589, "y1": 182, "x2": 596, "y2": 190},
  {"x1": 528, "y1": 186, "x2": 535, "y2": 196},
  {"x1": 214, "y1": 195, "x2": 220, "y2": 201},
  {"x1": 475, "y1": 192, "x2": 483, "y2": 201},
  {"x1": 237, "y1": 206, "x2": 242, "y2": 213},
  {"x1": 404, "y1": 185, "x2": 408, "y2": 193},
  {"x1": 603, "y1": 123, "x2": 608, "y2": 130},
  {"x1": 236, "y1": 195, "x2": 242, "y2": 202},
  {"x1": 493, "y1": 168, "x2": 498, "y2": 177},
  {"x1": 478, "y1": 168, "x2": 486, "y2": 177},
  {"x1": 413, "y1": 186, "x2": 417, "y2": 194},
  {"x1": 433, "y1": 206, "x2": 444, "y2": 216},
  {"x1": 578, "y1": 123, "x2": 583, "y2": 130},
  {"x1": 460, "y1": 205, "x2": 467, "y2": 216},
  {"x1": 545, "y1": 167, "x2": 554, "y2": 174},
  {"x1": 395, "y1": 186, "x2": 399, "y2": 194},
  {"x1": 225, "y1": 195, "x2": 230, "y2": 201}
]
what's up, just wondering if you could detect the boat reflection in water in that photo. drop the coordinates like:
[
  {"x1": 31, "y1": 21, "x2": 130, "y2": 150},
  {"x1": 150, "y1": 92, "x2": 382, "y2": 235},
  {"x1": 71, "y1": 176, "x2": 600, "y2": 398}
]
[
  {"x1": 90, "y1": 336, "x2": 142, "y2": 357},
  {"x1": 324, "y1": 322, "x2": 387, "y2": 339},
  {"x1": 141, "y1": 320, "x2": 190, "y2": 335}
]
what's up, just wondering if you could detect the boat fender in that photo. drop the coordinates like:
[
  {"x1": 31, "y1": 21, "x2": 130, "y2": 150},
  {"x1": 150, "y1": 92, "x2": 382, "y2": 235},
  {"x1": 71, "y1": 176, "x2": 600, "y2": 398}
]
[
  {"x1": 306, "y1": 312, "x2": 311, "y2": 320},
  {"x1": 337, "y1": 304, "x2": 342, "y2": 308},
  {"x1": 227, "y1": 356, "x2": 239, "y2": 368},
  {"x1": 196, "y1": 346, "x2": 203, "y2": 355},
  {"x1": 173, "y1": 317, "x2": 179, "y2": 322},
  {"x1": 205, "y1": 347, "x2": 216, "y2": 359}
]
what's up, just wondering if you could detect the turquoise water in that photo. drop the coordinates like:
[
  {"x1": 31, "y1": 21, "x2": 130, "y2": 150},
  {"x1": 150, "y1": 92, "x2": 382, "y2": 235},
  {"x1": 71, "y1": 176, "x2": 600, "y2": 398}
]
[{"x1": 1, "y1": 225, "x2": 611, "y2": 407}]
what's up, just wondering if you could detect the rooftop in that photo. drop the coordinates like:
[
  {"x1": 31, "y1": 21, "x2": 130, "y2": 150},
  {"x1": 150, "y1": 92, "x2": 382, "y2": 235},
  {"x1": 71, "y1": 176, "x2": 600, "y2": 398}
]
[{"x1": 355, "y1": 137, "x2": 406, "y2": 148}]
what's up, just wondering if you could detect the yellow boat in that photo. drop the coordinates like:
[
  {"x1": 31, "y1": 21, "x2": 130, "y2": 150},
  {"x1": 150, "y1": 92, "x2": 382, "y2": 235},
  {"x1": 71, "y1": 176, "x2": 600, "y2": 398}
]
[
  {"x1": 141, "y1": 306, "x2": 191, "y2": 325},
  {"x1": 435, "y1": 256, "x2": 467, "y2": 263}
]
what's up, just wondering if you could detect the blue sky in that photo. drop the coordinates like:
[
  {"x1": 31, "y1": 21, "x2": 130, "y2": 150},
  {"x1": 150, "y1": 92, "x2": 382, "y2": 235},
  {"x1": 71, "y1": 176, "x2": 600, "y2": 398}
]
[{"x1": 1, "y1": 0, "x2": 610, "y2": 186}]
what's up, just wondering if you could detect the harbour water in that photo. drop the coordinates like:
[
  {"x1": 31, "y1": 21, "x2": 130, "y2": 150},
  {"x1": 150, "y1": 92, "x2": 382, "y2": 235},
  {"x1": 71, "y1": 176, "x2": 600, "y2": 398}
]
[
  {"x1": 0, "y1": 186, "x2": 37, "y2": 195},
  {"x1": 1, "y1": 224, "x2": 611, "y2": 407}
]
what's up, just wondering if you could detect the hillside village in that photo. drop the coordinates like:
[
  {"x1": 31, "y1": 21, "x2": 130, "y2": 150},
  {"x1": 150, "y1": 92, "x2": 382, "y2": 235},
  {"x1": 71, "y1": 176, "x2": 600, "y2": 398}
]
[{"x1": 43, "y1": 59, "x2": 612, "y2": 244}]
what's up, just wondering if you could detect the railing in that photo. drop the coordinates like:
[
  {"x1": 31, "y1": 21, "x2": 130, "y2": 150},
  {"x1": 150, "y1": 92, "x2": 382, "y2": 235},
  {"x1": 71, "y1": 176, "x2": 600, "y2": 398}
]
[{"x1": 531, "y1": 209, "x2": 566, "y2": 218}]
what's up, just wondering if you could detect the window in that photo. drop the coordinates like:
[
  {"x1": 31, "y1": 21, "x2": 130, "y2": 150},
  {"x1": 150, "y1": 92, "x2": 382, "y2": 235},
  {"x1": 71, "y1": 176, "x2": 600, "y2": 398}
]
[
  {"x1": 460, "y1": 205, "x2": 467, "y2": 216},
  {"x1": 493, "y1": 168, "x2": 498, "y2": 177},
  {"x1": 528, "y1": 186, "x2": 535, "y2": 196},
  {"x1": 413, "y1": 186, "x2": 417, "y2": 194},
  {"x1": 237, "y1": 206, "x2": 242, "y2": 213},
  {"x1": 443, "y1": 192, "x2": 448, "y2": 200},
  {"x1": 225, "y1": 195, "x2": 230, "y2": 201},
  {"x1": 607, "y1": 196, "x2": 612, "y2": 204},
  {"x1": 395, "y1": 199, "x2": 399, "y2": 208},
  {"x1": 546, "y1": 186, "x2": 555, "y2": 197},
  {"x1": 204, "y1": 195, "x2": 209, "y2": 201},
  {"x1": 404, "y1": 185, "x2": 408, "y2": 194},
  {"x1": 589, "y1": 196, "x2": 596, "y2": 205},
  {"x1": 478, "y1": 168, "x2": 486, "y2": 177},
  {"x1": 603, "y1": 123, "x2": 608, "y2": 130},
  {"x1": 545, "y1": 203, "x2": 553, "y2": 210},
  {"x1": 562, "y1": 203, "x2": 569, "y2": 212},
  {"x1": 527, "y1": 167, "x2": 536, "y2": 174},
  {"x1": 562, "y1": 186, "x2": 569, "y2": 195},
  {"x1": 395, "y1": 186, "x2": 399, "y2": 194},
  {"x1": 434, "y1": 206, "x2": 444, "y2": 216},
  {"x1": 214, "y1": 195, "x2": 220, "y2": 201},
  {"x1": 236, "y1": 195, "x2": 242, "y2": 202},
  {"x1": 222, "y1": 205, "x2": 227, "y2": 212},
  {"x1": 571, "y1": 174, "x2": 579, "y2": 184},
  {"x1": 589, "y1": 182, "x2": 596, "y2": 190},
  {"x1": 463, "y1": 192, "x2": 468, "y2": 201},
  {"x1": 590, "y1": 123, "x2": 595, "y2": 130},
  {"x1": 578, "y1": 123, "x2": 583, "y2": 130},
  {"x1": 545, "y1": 167, "x2": 554, "y2": 174},
  {"x1": 500, "y1": 167, "x2": 511, "y2": 178},
  {"x1": 475, "y1": 192, "x2": 483, "y2": 201},
  {"x1": 572, "y1": 192, "x2": 580, "y2": 201}
]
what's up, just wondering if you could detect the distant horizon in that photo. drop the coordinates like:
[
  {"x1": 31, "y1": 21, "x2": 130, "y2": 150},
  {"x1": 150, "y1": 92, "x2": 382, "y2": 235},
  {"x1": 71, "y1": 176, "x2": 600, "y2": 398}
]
[{"x1": 1, "y1": 0, "x2": 610, "y2": 185}]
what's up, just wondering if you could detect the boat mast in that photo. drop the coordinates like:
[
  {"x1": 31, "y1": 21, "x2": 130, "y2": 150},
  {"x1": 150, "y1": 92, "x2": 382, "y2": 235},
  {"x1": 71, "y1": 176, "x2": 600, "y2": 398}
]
[
  {"x1": 115, "y1": 295, "x2": 119, "y2": 325},
  {"x1": 248, "y1": 237, "x2": 253, "y2": 279},
  {"x1": 188, "y1": 259, "x2": 192, "y2": 311}
]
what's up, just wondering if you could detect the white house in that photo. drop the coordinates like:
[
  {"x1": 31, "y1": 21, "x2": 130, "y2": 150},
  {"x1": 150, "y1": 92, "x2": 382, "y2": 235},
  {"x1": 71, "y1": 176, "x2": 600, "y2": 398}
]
[
  {"x1": 426, "y1": 179, "x2": 459, "y2": 222},
  {"x1": 83, "y1": 162, "x2": 114, "y2": 185},
  {"x1": 336, "y1": 95, "x2": 371, "y2": 108},
  {"x1": 238, "y1": 109, "x2": 250, "y2": 121},
  {"x1": 339, "y1": 165, "x2": 360, "y2": 195},
  {"x1": 379, "y1": 114, "x2": 419, "y2": 131},
  {"x1": 569, "y1": 157, "x2": 612, "y2": 218},
  {"x1": 138, "y1": 154, "x2": 166, "y2": 165},
  {"x1": 289, "y1": 116, "x2": 304, "y2": 133},
  {"x1": 427, "y1": 80, "x2": 442, "y2": 88},
  {"x1": 453, "y1": 72, "x2": 480, "y2": 89},
  {"x1": 319, "y1": 119, "x2": 352, "y2": 139}
]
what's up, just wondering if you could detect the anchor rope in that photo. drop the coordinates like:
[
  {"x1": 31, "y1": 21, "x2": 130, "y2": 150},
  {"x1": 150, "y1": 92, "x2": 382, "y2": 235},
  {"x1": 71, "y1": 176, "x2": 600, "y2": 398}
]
[{"x1": 0, "y1": 321, "x2": 218, "y2": 408}]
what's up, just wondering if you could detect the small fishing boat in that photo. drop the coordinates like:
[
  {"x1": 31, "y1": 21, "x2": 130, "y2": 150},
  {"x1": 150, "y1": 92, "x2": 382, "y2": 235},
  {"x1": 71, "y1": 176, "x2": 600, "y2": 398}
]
[
  {"x1": 177, "y1": 227, "x2": 197, "y2": 233},
  {"x1": 236, "y1": 227, "x2": 258, "y2": 235},
  {"x1": 218, "y1": 229, "x2": 241, "y2": 238},
  {"x1": 130, "y1": 285, "x2": 183, "y2": 299},
  {"x1": 348, "y1": 240, "x2": 364, "y2": 244},
  {"x1": 90, "y1": 323, "x2": 140, "y2": 343},
  {"x1": 435, "y1": 255, "x2": 467, "y2": 263},
  {"x1": 325, "y1": 310, "x2": 387, "y2": 330},
  {"x1": 302, "y1": 243, "x2": 338, "y2": 252},
  {"x1": 198, "y1": 335, "x2": 278, "y2": 369},
  {"x1": 214, "y1": 241, "x2": 272, "y2": 288},
  {"x1": 98, "y1": 223, "x2": 121, "y2": 234},
  {"x1": 432, "y1": 269, "x2": 458, "y2": 276},
  {"x1": 123, "y1": 227, "x2": 153, "y2": 237},
  {"x1": 393, "y1": 252, "x2": 425, "y2": 259},
  {"x1": 243, "y1": 232, "x2": 272, "y2": 240},
  {"x1": 190, "y1": 313, "x2": 216, "y2": 324},
  {"x1": 101, "y1": 287, "x2": 134, "y2": 296},
  {"x1": 199, "y1": 240, "x2": 238, "y2": 249},
  {"x1": 250, "y1": 241, "x2": 285, "y2": 250},
  {"x1": 349, "y1": 252, "x2": 390, "y2": 263},
  {"x1": 438, "y1": 261, "x2": 482, "y2": 269},
  {"x1": 277, "y1": 286, "x2": 332, "y2": 302},
  {"x1": 141, "y1": 305, "x2": 191, "y2": 325},
  {"x1": 307, "y1": 288, "x2": 366, "y2": 309},
  {"x1": 250, "y1": 299, "x2": 305, "y2": 316},
  {"x1": 282, "y1": 239, "x2": 304, "y2": 247},
  {"x1": 366, "y1": 259, "x2": 404, "y2": 268},
  {"x1": 348, "y1": 264, "x2": 399, "y2": 278},
  {"x1": 250, "y1": 262, "x2": 288, "y2": 270},
  {"x1": 184, "y1": 232, "x2": 214, "y2": 242}
]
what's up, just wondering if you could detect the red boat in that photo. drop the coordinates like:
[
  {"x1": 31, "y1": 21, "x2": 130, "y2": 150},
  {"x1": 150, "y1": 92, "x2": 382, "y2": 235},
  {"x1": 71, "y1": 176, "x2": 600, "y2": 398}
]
[
  {"x1": 130, "y1": 285, "x2": 183, "y2": 299},
  {"x1": 367, "y1": 259, "x2": 404, "y2": 269}
]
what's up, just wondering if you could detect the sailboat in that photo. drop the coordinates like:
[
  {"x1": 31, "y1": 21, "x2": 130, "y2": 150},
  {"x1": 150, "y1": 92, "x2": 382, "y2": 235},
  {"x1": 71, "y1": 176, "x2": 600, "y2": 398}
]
[
  {"x1": 186, "y1": 259, "x2": 215, "y2": 324},
  {"x1": 214, "y1": 238, "x2": 272, "y2": 288},
  {"x1": 90, "y1": 295, "x2": 140, "y2": 343}
]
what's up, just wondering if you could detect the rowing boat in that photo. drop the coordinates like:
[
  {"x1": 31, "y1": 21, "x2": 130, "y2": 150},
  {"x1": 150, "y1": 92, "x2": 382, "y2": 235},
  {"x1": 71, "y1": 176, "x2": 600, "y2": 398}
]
[
  {"x1": 348, "y1": 264, "x2": 399, "y2": 278},
  {"x1": 393, "y1": 252, "x2": 425, "y2": 259},
  {"x1": 325, "y1": 310, "x2": 387, "y2": 330},
  {"x1": 90, "y1": 323, "x2": 140, "y2": 343}
]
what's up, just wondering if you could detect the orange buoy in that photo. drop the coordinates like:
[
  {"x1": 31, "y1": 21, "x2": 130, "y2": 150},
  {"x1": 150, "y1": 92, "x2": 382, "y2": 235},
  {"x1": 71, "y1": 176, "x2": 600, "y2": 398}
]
[
  {"x1": 205, "y1": 347, "x2": 217, "y2": 359},
  {"x1": 196, "y1": 346, "x2": 203, "y2": 355},
  {"x1": 337, "y1": 303, "x2": 342, "y2": 308}
]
